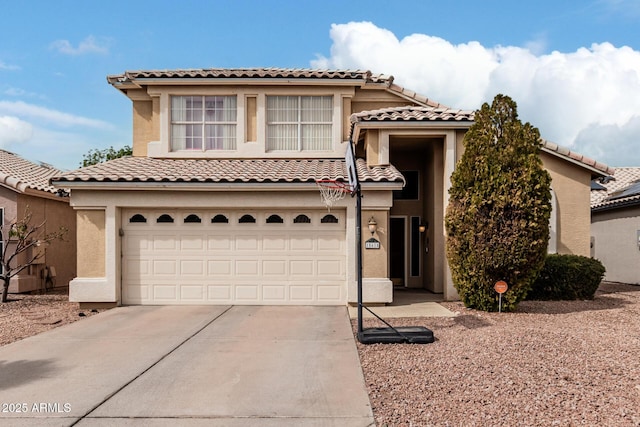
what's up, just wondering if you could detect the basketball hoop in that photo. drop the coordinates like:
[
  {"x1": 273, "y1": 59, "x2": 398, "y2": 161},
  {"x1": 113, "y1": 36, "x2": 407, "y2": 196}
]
[{"x1": 316, "y1": 179, "x2": 352, "y2": 210}]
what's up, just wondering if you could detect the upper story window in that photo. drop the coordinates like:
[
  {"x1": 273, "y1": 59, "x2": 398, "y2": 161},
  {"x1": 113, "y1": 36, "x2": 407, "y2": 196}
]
[
  {"x1": 171, "y1": 95, "x2": 237, "y2": 151},
  {"x1": 266, "y1": 96, "x2": 332, "y2": 151}
]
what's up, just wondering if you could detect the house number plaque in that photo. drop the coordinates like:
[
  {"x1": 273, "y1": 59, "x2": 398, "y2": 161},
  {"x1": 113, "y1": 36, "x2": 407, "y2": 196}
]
[{"x1": 365, "y1": 238, "x2": 380, "y2": 249}]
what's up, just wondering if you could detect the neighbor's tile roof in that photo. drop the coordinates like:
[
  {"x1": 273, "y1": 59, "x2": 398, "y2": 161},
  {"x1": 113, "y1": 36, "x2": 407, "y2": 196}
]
[
  {"x1": 52, "y1": 157, "x2": 404, "y2": 185},
  {"x1": 0, "y1": 150, "x2": 62, "y2": 194},
  {"x1": 591, "y1": 167, "x2": 640, "y2": 211},
  {"x1": 541, "y1": 140, "x2": 614, "y2": 176}
]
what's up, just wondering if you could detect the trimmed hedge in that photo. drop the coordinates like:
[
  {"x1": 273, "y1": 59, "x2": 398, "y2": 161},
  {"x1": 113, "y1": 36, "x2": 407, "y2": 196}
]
[{"x1": 527, "y1": 254, "x2": 605, "y2": 300}]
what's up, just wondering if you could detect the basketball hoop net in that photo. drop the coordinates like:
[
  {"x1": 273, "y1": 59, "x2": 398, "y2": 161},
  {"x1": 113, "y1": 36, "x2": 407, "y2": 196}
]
[{"x1": 316, "y1": 179, "x2": 352, "y2": 210}]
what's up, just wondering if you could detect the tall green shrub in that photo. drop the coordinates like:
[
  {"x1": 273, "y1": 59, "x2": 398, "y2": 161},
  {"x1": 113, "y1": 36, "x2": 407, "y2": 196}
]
[
  {"x1": 527, "y1": 254, "x2": 605, "y2": 300},
  {"x1": 445, "y1": 95, "x2": 552, "y2": 312}
]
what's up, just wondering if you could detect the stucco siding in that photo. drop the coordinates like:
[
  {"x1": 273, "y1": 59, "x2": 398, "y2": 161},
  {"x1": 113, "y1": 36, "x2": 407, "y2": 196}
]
[
  {"x1": 541, "y1": 153, "x2": 592, "y2": 256},
  {"x1": 592, "y1": 206, "x2": 640, "y2": 284},
  {"x1": 133, "y1": 100, "x2": 153, "y2": 157},
  {"x1": 11, "y1": 194, "x2": 76, "y2": 291},
  {"x1": 0, "y1": 187, "x2": 18, "y2": 237},
  {"x1": 77, "y1": 210, "x2": 106, "y2": 277},
  {"x1": 362, "y1": 209, "x2": 388, "y2": 279}
]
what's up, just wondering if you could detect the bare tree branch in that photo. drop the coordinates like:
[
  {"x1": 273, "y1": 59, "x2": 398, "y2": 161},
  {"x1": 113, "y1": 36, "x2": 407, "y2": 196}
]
[{"x1": 1, "y1": 207, "x2": 68, "y2": 302}]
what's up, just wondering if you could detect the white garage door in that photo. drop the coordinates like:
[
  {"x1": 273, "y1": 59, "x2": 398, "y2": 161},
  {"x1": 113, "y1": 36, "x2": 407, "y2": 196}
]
[{"x1": 122, "y1": 210, "x2": 346, "y2": 305}]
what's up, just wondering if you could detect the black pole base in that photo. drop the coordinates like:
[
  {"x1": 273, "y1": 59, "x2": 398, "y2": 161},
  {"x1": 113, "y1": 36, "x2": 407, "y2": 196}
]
[{"x1": 357, "y1": 326, "x2": 435, "y2": 344}]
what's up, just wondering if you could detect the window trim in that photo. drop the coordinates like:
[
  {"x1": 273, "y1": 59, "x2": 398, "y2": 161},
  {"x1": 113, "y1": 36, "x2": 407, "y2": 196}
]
[
  {"x1": 170, "y1": 95, "x2": 238, "y2": 152},
  {"x1": 152, "y1": 88, "x2": 351, "y2": 159},
  {"x1": 266, "y1": 95, "x2": 333, "y2": 152}
]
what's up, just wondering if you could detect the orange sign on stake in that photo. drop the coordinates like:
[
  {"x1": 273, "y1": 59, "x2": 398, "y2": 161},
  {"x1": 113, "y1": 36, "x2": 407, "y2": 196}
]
[
  {"x1": 495, "y1": 281, "x2": 508, "y2": 313},
  {"x1": 494, "y1": 281, "x2": 508, "y2": 294}
]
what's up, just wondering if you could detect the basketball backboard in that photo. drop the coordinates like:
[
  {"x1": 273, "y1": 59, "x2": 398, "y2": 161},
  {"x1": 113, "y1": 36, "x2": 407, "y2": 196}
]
[{"x1": 345, "y1": 141, "x2": 359, "y2": 196}]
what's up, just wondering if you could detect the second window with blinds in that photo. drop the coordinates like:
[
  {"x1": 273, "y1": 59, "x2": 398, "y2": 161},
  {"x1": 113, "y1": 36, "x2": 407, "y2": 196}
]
[
  {"x1": 171, "y1": 95, "x2": 237, "y2": 151},
  {"x1": 266, "y1": 95, "x2": 332, "y2": 151}
]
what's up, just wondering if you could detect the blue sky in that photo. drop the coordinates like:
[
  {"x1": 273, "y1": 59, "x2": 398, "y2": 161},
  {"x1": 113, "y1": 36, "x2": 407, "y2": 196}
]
[{"x1": 1, "y1": 0, "x2": 639, "y2": 170}]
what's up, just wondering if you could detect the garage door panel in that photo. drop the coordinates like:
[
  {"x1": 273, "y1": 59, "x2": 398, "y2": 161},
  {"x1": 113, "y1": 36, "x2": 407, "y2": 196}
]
[
  {"x1": 317, "y1": 284, "x2": 343, "y2": 301},
  {"x1": 208, "y1": 235, "x2": 233, "y2": 251},
  {"x1": 123, "y1": 209, "x2": 346, "y2": 305},
  {"x1": 263, "y1": 236, "x2": 287, "y2": 251},
  {"x1": 236, "y1": 236, "x2": 259, "y2": 251},
  {"x1": 236, "y1": 260, "x2": 260, "y2": 276},
  {"x1": 152, "y1": 235, "x2": 178, "y2": 250},
  {"x1": 180, "y1": 260, "x2": 205, "y2": 276},
  {"x1": 263, "y1": 260, "x2": 287, "y2": 276},
  {"x1": 317, "y1": 260, "x2": 343, "y2": 277},
  {"x1": 208, "y1": 285, "x2": 232, "y2": 301},
  {"x1": 235, "y1": 285, "x2": 260, "y2": 301},
  {"x1": 126, "y1": 258, "x2": 149, "y2": 276},
  {"x1": 208, "y1": 260, "x2": 232, "y2": 275},
  {"x1": 317, "y1": 236, "x2": 343, "y2": 251},
  {"x1": 180, "y1": 235, "x2": 205, "y2": 250},
  {"x1": 124, "y1": 285, "x2": 148, "y2": 302},
  {"x1": 290, "y1": 260, "x2": 315, "y2": 276},
  {"x1": 180, "y1": 285, "x2": 205, "y2": 301},
  {"x1": 289, "y1": 285, "x2": 314, "y2": 302},
  {"x1": 262, "y1": 285, "x2": 286, "y2": 302},
  {"x1": 127, "y1": 234, "x2": 149, "y2": 251},
  {"x1": 290, "y1": 237, "x2": 314, "y2": 251},
  {"x1": 153, "y1": 285, "x2": 178, "y2": 301},
  {"x1": 153, "y1": 260, "x2": 177, "y2": 275}
]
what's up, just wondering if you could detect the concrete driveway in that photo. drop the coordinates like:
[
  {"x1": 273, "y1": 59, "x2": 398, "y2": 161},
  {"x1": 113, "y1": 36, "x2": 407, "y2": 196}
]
[{"x1": 0, "y1": 305, "x2": 374, "y2": 426}]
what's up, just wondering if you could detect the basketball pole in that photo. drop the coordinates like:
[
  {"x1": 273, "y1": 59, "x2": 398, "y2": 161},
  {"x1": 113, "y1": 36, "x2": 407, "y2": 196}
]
[{"x1": 356, "y1": 183, "x2": 363, "y2": 335}]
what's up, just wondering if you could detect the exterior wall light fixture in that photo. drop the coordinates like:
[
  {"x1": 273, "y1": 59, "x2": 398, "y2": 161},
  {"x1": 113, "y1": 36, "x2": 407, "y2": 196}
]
[{"x1": 368, "y1": 217, "x2": 378, "y2": 235}]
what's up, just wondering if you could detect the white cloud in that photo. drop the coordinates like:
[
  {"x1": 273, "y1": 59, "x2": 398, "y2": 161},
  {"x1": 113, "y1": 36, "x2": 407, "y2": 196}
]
[
  {"x1": 0, "y1": 61, "x2": 20, "y2": 71},
  {"x1": 0, "y1": 100, "x2": 112, "y2": 129},
  {"x1": 49, "y1": 35, "x2": 110, "y2": 56},
  {"x1": 0, "y1": 116, "x2": 33, "y2": 145},
  {"x1": 312, "y1": 22, "x2": 640, "y2": 167}
]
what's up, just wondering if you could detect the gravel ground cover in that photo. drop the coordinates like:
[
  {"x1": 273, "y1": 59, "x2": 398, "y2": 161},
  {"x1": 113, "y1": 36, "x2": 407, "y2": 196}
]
[
  {"x1": 0, "y1": 288, "x2": 102, "y2": 347},
  {"x1": 354, "y1": 282, "x2": 640, "y2": 426}
]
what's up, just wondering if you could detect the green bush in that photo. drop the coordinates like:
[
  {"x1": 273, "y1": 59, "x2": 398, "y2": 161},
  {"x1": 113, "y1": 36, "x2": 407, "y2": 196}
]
[
  {"x1": 527, "y1": 254, "x2": 605, "y2": 300},
  {"x1": 445, "y1": 95, "x2": 551, "y2": 312}
]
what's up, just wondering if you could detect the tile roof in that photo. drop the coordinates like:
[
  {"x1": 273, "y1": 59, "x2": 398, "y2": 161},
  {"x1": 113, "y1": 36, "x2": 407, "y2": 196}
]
[
  {"x1": 0, "y1": 150, "x2": 63, "y2": 194},
  {"x1": 591, "y1": 167, "x2": 640, "y2": 211},
  {"x1": 52, "y1": 157, "x2": 404, "y2": 186},
  {"x1": 541, "y1": 140, "x2": 614, "y2": 176},
  {"x1": 107, "y1": 68, "x2": 394, "y2": 85},
  {"x1": 108, "y1": 68, "x2": 448, "y2": 110},
  {"x1": 350, "y1": 105, "x2": 475, "y2": 126}
]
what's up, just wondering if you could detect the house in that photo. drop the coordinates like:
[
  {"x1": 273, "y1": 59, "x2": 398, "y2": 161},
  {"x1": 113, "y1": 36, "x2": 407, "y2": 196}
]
[
  {"x1": 51, "y1": 68, "x2": 612, "y2": 307},
  {"x1": 591, "y1": 167, "x2": 640, "y2": 285},
  {"x1": 0, "y1": 150, "x2": 76, "y2": 293}
]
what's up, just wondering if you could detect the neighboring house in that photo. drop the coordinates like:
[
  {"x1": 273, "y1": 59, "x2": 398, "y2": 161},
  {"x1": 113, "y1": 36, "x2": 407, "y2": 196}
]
[
  {"x1": 0, "y1": 150, "x2": 76, "y2": 293},
  {"x1": 591, "y1": 167, "x2": 640, "y2": 285},
  {"x1": 51, "y1": 68, "x2": 611, "y2": 307}
]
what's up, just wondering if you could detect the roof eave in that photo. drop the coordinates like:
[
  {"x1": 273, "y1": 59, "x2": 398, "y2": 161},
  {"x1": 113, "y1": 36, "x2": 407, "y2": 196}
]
[
  {"x1": 51, "y1": 180, "x2": 403, "y2": 191},
  {"x1": 540, "y1": 146, "x2": 611, "y2": 178},
  {"x1": 592, "y1": 198, "x2": 640, "y2": 212},
  {"x1": 350, "y1": 119, "x2": 474, "y2": 143},
  {"x1": 111, "y1": 76, "x2": 369, "y2": 88}
]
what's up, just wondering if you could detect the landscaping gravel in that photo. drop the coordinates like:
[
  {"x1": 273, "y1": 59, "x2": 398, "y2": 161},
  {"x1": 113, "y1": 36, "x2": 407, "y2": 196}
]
[
  {"x1": 354, "y1": 282, "x2": 640, "y2": 426},
  {"x1": 0, "y1": 289, "x2": 102, "y2": 346}
]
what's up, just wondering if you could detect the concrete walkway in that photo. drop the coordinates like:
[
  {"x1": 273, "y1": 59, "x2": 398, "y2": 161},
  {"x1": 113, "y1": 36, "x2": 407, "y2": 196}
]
[
  {"x1": 348, "y1": 289, "x2": 457, "y2": 319},
  {"x1": 0, "y1": 306, "x2": 374, "y2": 426}
]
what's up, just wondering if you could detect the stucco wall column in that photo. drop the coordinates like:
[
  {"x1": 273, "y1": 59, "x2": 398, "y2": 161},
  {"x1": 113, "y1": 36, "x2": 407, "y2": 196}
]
[
  {"x1": 69, "y1": 209, "x2": 116, "y2": 303},
  {"x1": 443, "y1": 130, "x2": 458, "y2": 301}
]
